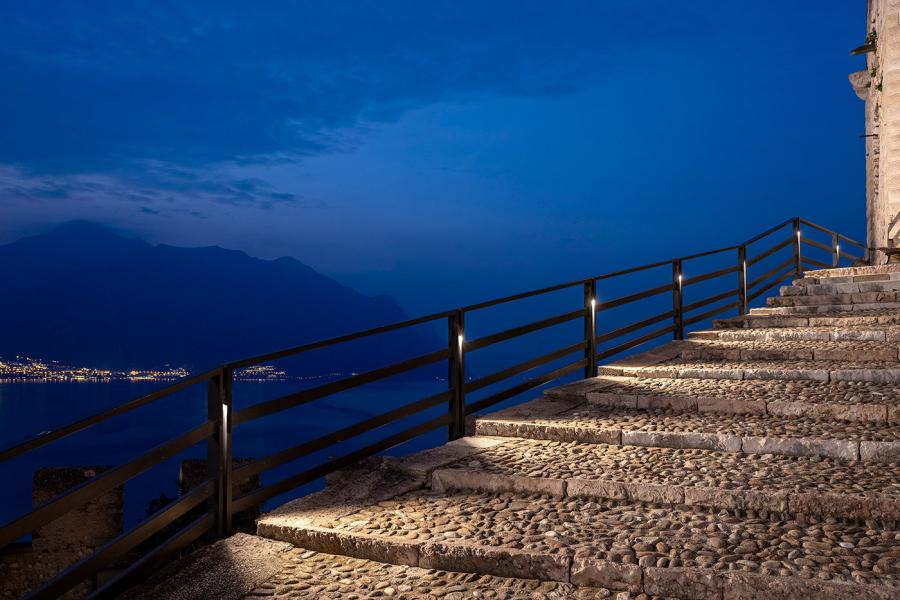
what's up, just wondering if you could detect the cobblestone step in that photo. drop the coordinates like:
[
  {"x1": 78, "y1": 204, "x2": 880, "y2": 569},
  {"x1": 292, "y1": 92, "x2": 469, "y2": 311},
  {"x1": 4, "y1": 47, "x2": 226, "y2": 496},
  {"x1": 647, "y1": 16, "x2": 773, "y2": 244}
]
[
  {"x1": 600, "y1": 357, "x2": 900, "y2": 384},
  {"x1": 429, "y1": 437, "x2": 900, "y2": 521},
  {"x1": 565, "y1": 376, "x2": 900, "y2": 424},
  {"x1": 689, "y1": 326, "x2": 900, "y2": 343},
  {"x1": 243, "y1": 547, "x2": 630, "y2": 599},
  {"x1": 714, "y1": 309, "x2": 900, "y2": 330},
  {"x1": 257, "y1": 488, "x2": 900, "y2": 600},
  {"x1": 768, "y1": 292, "x2": 900, "y2": 307},
  {"x1": 780, "y1": 280, "x2": 900, "y2": 296},
  {"x1": 749, "y1": 302, "x2": 900, "y2": 315},
  {"x1": 801, "y1": 265, "x2": 900, "y2": 281},
  {"x1": 473, "y1": 396, "x2": 900, "y2": 462},
  {"x1": 675, "y1": 339, "x2": 900, "y2": 362}
]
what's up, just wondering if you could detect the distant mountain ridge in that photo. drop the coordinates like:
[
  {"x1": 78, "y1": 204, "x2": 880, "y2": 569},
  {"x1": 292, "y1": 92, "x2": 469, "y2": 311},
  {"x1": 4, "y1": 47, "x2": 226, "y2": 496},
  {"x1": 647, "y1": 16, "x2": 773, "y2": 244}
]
[{"x1": 0, "y1": 222, "x2": 438, "y2": 373}]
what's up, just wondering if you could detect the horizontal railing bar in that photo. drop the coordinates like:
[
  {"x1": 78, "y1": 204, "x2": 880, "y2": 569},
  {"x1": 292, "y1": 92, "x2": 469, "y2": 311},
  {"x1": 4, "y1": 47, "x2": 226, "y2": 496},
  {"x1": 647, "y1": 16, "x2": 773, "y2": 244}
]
[
  {"x1": 748, "y1": 256, "x2": 795, "y2": 291},
  {"x1": 233, "y1": 391, "x2": 449, "y2": 482},
  {"x1": 597, "y1": 282, "x2": 675, "y2": 312},
  {"x1": 797, "y1": 218, "x2": 834, "y2": 237},
  {"x1": 597, "y1": 324, "x2": 675, "y2": 361},
  {"x1": 464, "y1": 359, "x2": 587, "y2": 416},
  {"x1": 747, "y1": 237, "x2": 792, "y2": 266},
  {"x1": 465, "y1": 308, "x2": 587, "y2": 352},
  {"x1": 800, "y1": 236, "x2": 832, "y2": 254},
  {"x1": 682, "y1": 265, "x2": 739, "y2": 287},
  {"x1": 465, "y1": 341, "x2": 587, "y2": 393},
  {"x1": 743, "y1": 217, "x2": 795, "y2": 245},
  {"x1": 595, "y1": 309, "x2": 674, "y2": 344},
  {"x1": 684, "y1": 300, "x2": 742, "y2": 326},
  {"x1": 748, "y1": 269, "x2": 795, "y2": 302},
  {"x1": 90, "y1": 512, "x2": 216, "y2": 600},
  {"x1": 802, "y1": 257, "x2": 831, "y2": 270},
  {"x1": 233, "y1": 413, "x2": 453, "y2": 512},
  {"x1": 226, "y1": 313, "x2": 453, "y2": 370},
  {"x1": 0, "y1": 368, "x2": 218, "y2": 464},
  {"x1": 459, "y1": 280, "x2": 585, "y2": 313},
  {"x1": 840, "y1": 252, "x2": 863, "y2": 263},
  {"x1": 233, "y1": 348, "x2": 449, "y2": 425},
  {"x1": 26, "y1": 480, "x2": 215, "y2": 600},
  {"x1": 837, "y1": 234, "x2": 867, "y2": 250},
  {"x1": 0, "y1": 421, "x2": 214, "y2": 549},
  {"x1": 678, "y1": 245, "x2": 741, "y2": 262},
  {"x1": 683, "y1": 287, "x2": 739, "y2": 313}
]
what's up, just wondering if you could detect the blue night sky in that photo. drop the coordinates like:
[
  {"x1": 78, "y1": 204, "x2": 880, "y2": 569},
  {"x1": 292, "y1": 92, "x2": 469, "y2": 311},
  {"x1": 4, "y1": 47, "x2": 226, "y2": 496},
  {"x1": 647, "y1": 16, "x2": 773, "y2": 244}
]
[{"x1": 0, "y1": 1, "x2": 867, "y2": 316}]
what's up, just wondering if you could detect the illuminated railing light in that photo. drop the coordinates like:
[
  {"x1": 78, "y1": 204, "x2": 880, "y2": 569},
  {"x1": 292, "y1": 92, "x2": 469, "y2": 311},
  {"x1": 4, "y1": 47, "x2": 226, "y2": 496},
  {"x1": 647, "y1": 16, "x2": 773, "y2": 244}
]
[{"x1": 458, "y1": 333, "x2": 464, "y2": 352}]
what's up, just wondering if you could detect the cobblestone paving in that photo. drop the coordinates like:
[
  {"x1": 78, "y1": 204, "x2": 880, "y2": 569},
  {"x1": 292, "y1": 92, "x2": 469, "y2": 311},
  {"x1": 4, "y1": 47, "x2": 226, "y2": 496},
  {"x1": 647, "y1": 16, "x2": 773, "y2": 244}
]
[
  {"x1": 242, "y1": 549, "x2": 669, "y2": 599},
  {"x1": 594, "y1": 377, "x2": 900, "y2": 407},
  {"x1": 705, "y1": 326, "x2": 900, "y2": 342},
  {"x1": 639, "y1": 357, "x2": 900, "y2": 373},
  {"x1": 440, "y1": 438, "x2": 900, "y2": 497},
  {"x1": 681, "y1": 338, "x2": 900, "y2": 354},
  {"x1": 330, "y1": 490, "x2": 900, "y2": 588},
  {"x1": 481, "y1": 402, "x2": 900, "y2": 442}
]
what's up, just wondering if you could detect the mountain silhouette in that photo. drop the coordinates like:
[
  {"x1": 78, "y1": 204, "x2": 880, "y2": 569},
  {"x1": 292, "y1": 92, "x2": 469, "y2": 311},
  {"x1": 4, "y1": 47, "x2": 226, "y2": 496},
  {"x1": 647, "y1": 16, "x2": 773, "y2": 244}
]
[{"x1": 0, "y1": 222, "x2": 440, "y2": 374}]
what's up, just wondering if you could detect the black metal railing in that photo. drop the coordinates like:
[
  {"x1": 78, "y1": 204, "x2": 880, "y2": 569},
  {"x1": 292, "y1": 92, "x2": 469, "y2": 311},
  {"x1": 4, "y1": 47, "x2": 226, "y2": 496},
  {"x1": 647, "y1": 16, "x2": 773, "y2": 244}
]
[{"x1": 0, "y1": 216, "x2": 869, "y2": 599}]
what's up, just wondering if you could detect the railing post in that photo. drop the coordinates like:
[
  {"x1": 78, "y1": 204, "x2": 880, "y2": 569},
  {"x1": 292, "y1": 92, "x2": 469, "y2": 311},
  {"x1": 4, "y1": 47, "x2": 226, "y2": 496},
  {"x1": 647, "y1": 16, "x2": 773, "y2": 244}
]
[
  {"x1": 672, "y1": 260, "x2": 684, "y2": 340},
  {"x1": 738, "y1": 245, "x2": 748, "y2": 315},
  {"x1": 583, "y1": 279, "x2": 597, "y2": 378},
  {"x1": 447, "y1": 311, "x2": 465, "y2": 440},
  {"x1": 207, "y1": 367, "x2": 233, "y2": 538},
  {"x1": 831, "y1": 233, "x2": 840, "y2": 268},
  {"x1": 793, "y1": 218, "x2": 802, "y2": 276}
]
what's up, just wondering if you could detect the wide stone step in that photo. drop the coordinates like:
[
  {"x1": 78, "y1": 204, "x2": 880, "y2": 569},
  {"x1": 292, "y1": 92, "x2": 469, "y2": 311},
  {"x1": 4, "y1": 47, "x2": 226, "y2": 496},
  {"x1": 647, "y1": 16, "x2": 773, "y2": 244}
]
[
  {"x1": 801, "y1": 264, "x2": 900, "y2": 281},
  {"x1": 473, "y1": 396, "x2": 900, "y2": 462},
  {"x1": 750, "y1": 302, "x2": 900, "y2": 315},
  {"x1": 675, "y1": 339, "x2": 900, "y2": 362},
  {"x1": 768, "y1": 292, "x2": 900, "y2": 307},
  {"x1": 689, "y1": 326, "x2": 900, "y2": 343},
  {"x1": 566, "y1": 375, "x2": 900, "y2": 423},
  {"x1": 780, "y1": 280, "x2": 900, "y2": 296},
  {"x1": 257, "y1": 488, "x2": 900, "y2": 600},
  {"x1": 600, "y1": 357, "x2": 900, "y2": 383},
  {"x1": 714, "y1": 309, "x2": 900, "y2": 330},
  {"x1": 430, "y1": 437, "x2": 900, "y2": 521}
]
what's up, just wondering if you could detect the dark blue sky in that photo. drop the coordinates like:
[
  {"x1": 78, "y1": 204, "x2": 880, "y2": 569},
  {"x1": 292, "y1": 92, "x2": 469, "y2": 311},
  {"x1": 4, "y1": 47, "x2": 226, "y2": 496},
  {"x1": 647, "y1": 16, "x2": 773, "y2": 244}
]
[{"x1": 0, "y1": 1, "x2": 866, "y2": 315}]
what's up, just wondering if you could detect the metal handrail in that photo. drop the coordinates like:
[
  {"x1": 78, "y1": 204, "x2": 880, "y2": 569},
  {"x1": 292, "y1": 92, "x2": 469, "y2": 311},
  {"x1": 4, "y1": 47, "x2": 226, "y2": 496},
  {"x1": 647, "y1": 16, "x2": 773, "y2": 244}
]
[{"x1": 0, "y1": 215, "x2": 867, "y2": 599}]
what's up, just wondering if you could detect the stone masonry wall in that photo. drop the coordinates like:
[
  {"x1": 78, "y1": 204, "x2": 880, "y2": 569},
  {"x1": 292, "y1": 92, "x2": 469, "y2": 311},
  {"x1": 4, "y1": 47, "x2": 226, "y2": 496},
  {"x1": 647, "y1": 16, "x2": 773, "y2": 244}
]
[{"x1": 861, "y1": 0, "x2": 900, "y2": 261}]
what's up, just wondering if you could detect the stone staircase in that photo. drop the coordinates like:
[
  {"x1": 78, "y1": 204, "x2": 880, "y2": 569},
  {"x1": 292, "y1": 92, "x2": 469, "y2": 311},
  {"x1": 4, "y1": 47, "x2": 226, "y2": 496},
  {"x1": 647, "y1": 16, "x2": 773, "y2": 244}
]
[{"x1": 127, "y1": 265, "x2": 900, "y2": 600}]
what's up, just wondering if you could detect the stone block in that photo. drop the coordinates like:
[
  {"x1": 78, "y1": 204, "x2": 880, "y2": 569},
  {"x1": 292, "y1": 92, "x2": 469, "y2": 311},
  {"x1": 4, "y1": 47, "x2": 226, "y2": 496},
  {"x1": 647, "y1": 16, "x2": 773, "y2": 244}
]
[
  {"x1": 831, "y1": 368, "x2": 900, "y2": 383},
  {"x1": 741, "y1": 367, "x2": 828, "y2": 381},
  {"x1": 766, "y1": 401, "x2": 887, "y2": 423},
  {"x1": 431, "y1": 469, "x2": 565, "y2": 497},
  {"x1": 622, "y1": 430, "x2": 742, "y2": 453},
  {"x1": 419, "y1": 542, "x2": 570, "y2": 582},
  {"x1": 696, "y1": 396, "x2": 765, "y2": 415},
  {"x1": 831, "y1": 329, "x2": 887, "y2": 341},
  {"x1": 677, "y1": 367, "x2": 743, "y2": 380},
  {"x1": 859, "y1": 441, "x2": 900, "y2": 462},
  {"x1": 256, "y1": 525, "x2": 420, "y2": 566},
  {"x1": 586, "y1": 392, "x2": 638, "y2": 409},
  {"x1": 570, "y1": 557, "x2": 642, "y2": 592},
  {"x1": 741, "y1": 436, "x2": 857, "y2": 460},
  {"x1": 566, "y1": 478, "x2": 629, "y2": 501}
]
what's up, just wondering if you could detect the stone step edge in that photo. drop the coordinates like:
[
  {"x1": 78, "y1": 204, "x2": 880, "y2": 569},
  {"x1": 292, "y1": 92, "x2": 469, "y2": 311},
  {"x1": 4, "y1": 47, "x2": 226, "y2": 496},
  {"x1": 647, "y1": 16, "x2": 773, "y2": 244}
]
[
  {"x1": 690, "y1": 328, "x2": 900, "y2": 342},
  {"x1": 430, "y1": 468, "x2": 900, "y2": 522},
  {"x1": 598, "y1": 364, "x2": 900, "y2": 384},
  {"x1": 677, "y1": 346, "x2": 900, "y2": 362},
  {"x1": 586, "y1": 389, "x2": 899, "y2": 424},
  {"x1": 768, "y1": 292, "x2": 900, "y2": 306},
  {"x1": 255, "y1": 522, "x2": 898, "y2": 600},
  {"x1": 473, "y1": 417, "x2": 900, "y2": 462},
  {"x1": 714, "y1": 314, "x2": 900, "y2": 330},
  {"x1": 750, "y1": 302, "x2": 900, "y2": 315}
]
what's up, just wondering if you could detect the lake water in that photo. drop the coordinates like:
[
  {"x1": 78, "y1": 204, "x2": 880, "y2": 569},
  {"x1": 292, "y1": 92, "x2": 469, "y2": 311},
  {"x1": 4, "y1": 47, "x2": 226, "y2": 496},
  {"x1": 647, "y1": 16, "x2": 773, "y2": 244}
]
[{"x1": 0, "y1": 379, "x2": 449, "y2": 534}]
